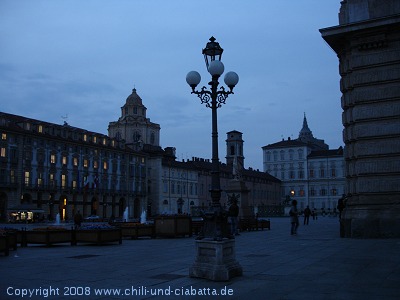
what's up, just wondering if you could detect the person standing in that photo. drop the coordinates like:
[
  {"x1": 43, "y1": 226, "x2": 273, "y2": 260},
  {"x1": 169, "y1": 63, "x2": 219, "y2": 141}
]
[
  {"x1": 228, "y1": 200, "x2": 240, "y2": 236},
  {"x1": 303, "y1": 205, "x2": 311, "y2": 225},
  {"x1": 337, "y1": 195, "x2": 345, "y2": 219},
  {"x1": 289, "y1": 200, "x2": 299, "y2": 235},
  {"x1": 74, "y1": 210, "x2": 83, "y2": 229}
]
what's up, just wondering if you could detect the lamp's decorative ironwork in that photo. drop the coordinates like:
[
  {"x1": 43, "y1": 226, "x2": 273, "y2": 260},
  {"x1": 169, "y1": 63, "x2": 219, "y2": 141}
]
[{"x1": 186, "y1": 37, "x2": 239, "y2": 241}]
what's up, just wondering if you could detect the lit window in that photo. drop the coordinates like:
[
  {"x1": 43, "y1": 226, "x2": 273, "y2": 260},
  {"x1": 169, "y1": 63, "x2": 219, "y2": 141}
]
[
  {"x1": 73, "y1": 157, "x2": 78, "y2": 166},
  {"x1": 50, "y1": 154, "x2": 56, "y2": 164},
  {"x1": 103, "y1": 138, "x2": 106, "y2": 145},
  {"x1": 38, "y1": 125, "x2": 43, "y2": 133},
  {"x1": 94, "y1": 161, "x2": 98, "y2": 169},
  {"x1": 83, "y1": 159, "x2": 88, "y2": 168},
  {"x1": 0, "y1": 147, "x2": 5, "y2": 157},
  {"x1": 24, "y1": 171, "x2": 30, "y2": 186},
  {"x1": 62, "y1": 156, "x2": 67, "y2": 165},
  {"x1": 2, "y1": 133, "x2": 7, "y2": 140},
  {"x1": 83, "y1": 134, "x2": 87, "y2": 142},
  {"x1": 61, "y1": 174, "x2": 66, "y2": 188},
  {"x1": 103, "y1": 161, "x2": 107, "y2": 170},
  {"x1": 93, "y1": 136, "x2": 97, "y2": 143}
]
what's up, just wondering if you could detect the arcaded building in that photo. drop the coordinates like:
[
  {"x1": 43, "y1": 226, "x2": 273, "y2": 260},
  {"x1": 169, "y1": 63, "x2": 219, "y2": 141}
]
[{"x1": 0, "y1": 111, "x2": 148, "y2": 222}]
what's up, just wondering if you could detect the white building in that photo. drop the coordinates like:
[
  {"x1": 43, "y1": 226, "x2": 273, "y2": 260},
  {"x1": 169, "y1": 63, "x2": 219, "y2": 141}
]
[{"x1": 262, "y1": 114, "x2": 346, "y2": 211}]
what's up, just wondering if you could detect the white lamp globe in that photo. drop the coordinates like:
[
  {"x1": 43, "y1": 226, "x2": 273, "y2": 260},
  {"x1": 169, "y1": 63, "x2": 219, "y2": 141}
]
[
  {"x1": 224, "y1": 71, "x2": 239, "y2": 87},
  {"x1": 208, "y1": 60, "x2": 225, "y2": 76},
  {"x1": 186, "y1": 71, "x2": 201, "y2": 87}
]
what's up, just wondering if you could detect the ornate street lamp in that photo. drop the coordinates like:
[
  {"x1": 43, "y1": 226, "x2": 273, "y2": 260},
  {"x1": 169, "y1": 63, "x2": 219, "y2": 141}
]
[{"x1": 186, "y1": 36, "x2": 239, "y2": 241}]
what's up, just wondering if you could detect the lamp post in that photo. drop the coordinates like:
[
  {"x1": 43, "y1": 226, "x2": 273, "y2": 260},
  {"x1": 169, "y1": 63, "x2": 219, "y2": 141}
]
[{"x1": 186, "y1": 36, "x2": 239, "y2": 240}]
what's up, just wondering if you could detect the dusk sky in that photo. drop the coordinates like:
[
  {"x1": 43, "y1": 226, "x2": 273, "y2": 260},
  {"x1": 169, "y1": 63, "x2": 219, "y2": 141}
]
[{"x1": 0, "y1": 0, "x2": 343, "y2": 170}]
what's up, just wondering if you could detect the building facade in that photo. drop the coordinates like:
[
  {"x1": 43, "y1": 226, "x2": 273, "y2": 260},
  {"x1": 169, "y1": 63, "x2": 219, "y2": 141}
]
[
  {"x1": 320, "y1": 0, "x2": 400, "y2": 237},
  {"x1": 0, "y1": 112, "x2": 148, "y2": 222},
  {"x1": 0, "y1": 89, "x2": 282, "y2": 221},
  {"x1": 158, "y1": 131, "x2": 281, "y2": 217},
  {"x1": 262, "y1": 115, "x2": 345, "y2": 211}
]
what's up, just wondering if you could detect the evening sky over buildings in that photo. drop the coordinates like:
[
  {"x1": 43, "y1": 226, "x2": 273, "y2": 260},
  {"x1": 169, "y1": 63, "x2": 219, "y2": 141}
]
[{"x1": 0, "y1": 0, "x2": 343, "y2": 170}]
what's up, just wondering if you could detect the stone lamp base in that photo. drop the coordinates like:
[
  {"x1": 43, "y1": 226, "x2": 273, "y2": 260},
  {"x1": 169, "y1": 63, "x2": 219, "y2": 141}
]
[{"x1": 189, "y1": 239, "x2": 242, "y2": 281}]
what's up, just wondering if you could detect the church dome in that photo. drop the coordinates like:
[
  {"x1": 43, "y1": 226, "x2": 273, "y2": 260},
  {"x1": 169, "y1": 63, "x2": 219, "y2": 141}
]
[{"x1": 125, "y1": 88, "x2": 143, "y2": 105}]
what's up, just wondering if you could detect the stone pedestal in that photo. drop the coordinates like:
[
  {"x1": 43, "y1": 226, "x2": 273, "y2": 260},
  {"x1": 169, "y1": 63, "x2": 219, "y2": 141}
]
[{"x1": 189, "y1": 239, "x2": 242, "y2": 281}]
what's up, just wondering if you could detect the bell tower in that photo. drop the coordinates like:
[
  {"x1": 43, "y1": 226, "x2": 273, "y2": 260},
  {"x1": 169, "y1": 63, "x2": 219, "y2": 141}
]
[{"x1": 226, "y1": 130, "x2": 244, "y2": 170}]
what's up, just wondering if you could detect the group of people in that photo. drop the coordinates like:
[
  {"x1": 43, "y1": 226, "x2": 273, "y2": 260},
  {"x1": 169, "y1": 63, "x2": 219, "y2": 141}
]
[{"x1": 289, "y1": 195, "x2": 346, "y2": 235}]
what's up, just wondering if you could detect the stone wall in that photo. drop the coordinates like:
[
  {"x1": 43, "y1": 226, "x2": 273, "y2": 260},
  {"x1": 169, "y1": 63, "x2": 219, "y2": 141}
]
[{"x1": 321, "y1": 3, "x2": 400, "y2": 237}]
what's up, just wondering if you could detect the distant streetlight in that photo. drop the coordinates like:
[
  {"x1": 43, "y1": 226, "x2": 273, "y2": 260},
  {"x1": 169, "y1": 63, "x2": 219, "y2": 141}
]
[{"x1": 186, "y1": 36, "x2": 239, "y2": 241}]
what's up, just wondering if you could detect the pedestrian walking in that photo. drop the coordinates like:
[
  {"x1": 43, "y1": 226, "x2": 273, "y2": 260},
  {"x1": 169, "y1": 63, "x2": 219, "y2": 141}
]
[
  {"x1": 289, "y1": 200, "x2": 299, "y2": 235},
  {"x1": 303, "y1": 205, "x2": 311, "y2": 225}
]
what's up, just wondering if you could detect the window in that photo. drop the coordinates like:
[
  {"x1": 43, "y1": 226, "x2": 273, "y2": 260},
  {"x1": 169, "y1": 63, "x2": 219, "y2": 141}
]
[
  {"x1": 331, "y1": 168, "x2": 336, "y2": 177},
  {"x1": 49, "y1": 173, "x2": 55, "y2": 187},
  {"x1": 309, "y1": 169, "x2": 314, "y2": 178},
  {"x1": 73, "y1": 157, "x2": 78, "y2": 167},
  {"x1": 273, "y1": 151, "x2": 278, "y2": 161},
  {"x1": 0, "y1": 147, "x2": 5, "y2": 158},
  {"x1": 1, "y1": 133, "x2": 6, "y2": 140},
  {"x1": 103, "y1": 161, "x2": 108, "y2": 170},
  {"x1": 38, "y1": 125, "x2": 43, "y2": 133},
  {"x1": 94, "y1": 161, "x2": 98, "y2": 169},
  {"x1": 331, "y1": 188, "x2": 337, "y2": 196},
  {"x1": 298, "y1": 149, "x2": 304, "y2": 159},
  {"x1": 163, "y1": 181, "x2": 168, "y2": 193},
  {"x1": 299, "y1": 188, "x2": 305, "y2": 196},
  {"x1": 289, "y1": 150, "x2": 294, "y2": 160},
  {"x1": 103, "y1": 138, "x2": 107, "y2": 145},
  {"x1": 290, "y1": 170, "x2": 295, "y2": 179},
  {"x1": 50, "y1": 154, "x2": 56, "y2": 164},
  {"x1": 62, "y1": 156, "x2": 67, "y2": 165},
  {"x1": 266, "y1": 151, "x2": 271, "y2": 162},
  {"x1": 83, "y1": 159, "x2": 88, "y2": 168},
  {"x1": 24, "y1": 171, "x2": 30, "y2": 186},
  {"x1": 93, "y1": 136, "x2": 97, "y2": 143},
  {"x1": 320, "y1": 188, "x2": 327, "y2": 196},
  {"x1": 37, "y1": 173, "x2": 43, "y2": 187},
  {"x1": 280, "y1": 150, "x2": 285, "y2": 160},
  {"x1": 61, "y1": 174, "x2": 66, "y2": 189},
  {"x1": 83, "y1": 134, "x2": 87, "y2": 142},
  {"x1": 298, "y1": 170, "x2": 304, "y2": 179},
  {"x1": 310, "y1": 187, "x2": 315, "y2": 196},
  {"x1": 320, "y1": 169, "x2": 325, "y2": 178}
]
